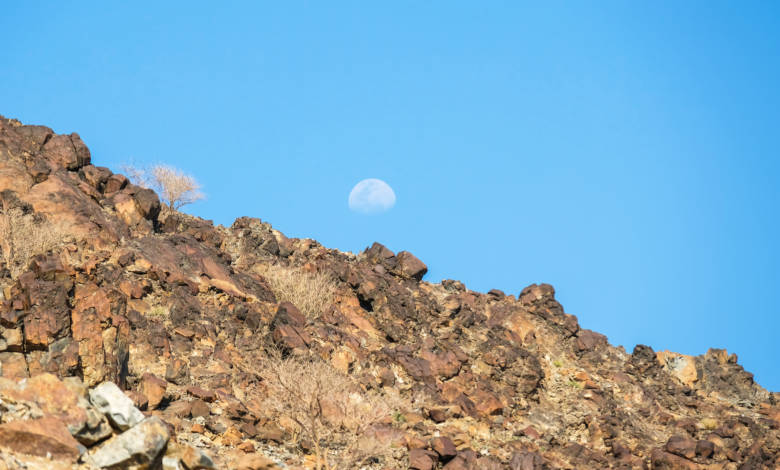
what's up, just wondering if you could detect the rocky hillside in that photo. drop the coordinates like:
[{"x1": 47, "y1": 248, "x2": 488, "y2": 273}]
[{"x1": 0, "y1": 114, "x2": 777, "y2": 470}]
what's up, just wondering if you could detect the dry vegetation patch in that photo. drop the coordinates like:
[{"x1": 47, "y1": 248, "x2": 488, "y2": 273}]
[
  {"x1": 259, "y1": 351, "x2": 405, "y2": 470},
  {"x1": 257, "y1": 264, "x2": 337, "y2": 320},
  {"x1": 0, "y1": 208, "x2": 66, "y2": 278}
]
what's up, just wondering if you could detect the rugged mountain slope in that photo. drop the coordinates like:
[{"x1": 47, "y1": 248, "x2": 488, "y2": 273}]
[{"x1": 0, "y1": 114, "x2": 777, "y2": 469}]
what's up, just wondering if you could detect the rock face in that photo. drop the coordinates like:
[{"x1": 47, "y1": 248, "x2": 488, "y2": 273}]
[{"x1": 0, "y1": 114, "x2": 778, "y2": 469}]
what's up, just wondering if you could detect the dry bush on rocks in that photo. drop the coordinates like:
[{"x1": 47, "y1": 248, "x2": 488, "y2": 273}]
[
  {"x1": 259, "y1": 351, "x2": 404, "y2": 470},
  {"x1": 257, "y1": 264, "x2": 337, "y2": 320},
  {"x1": 123, "y1": 163, "x2": 204, "y2": 210},
  {"x1": 0, "y1": 208, "x2": 66, "y2": 278}
]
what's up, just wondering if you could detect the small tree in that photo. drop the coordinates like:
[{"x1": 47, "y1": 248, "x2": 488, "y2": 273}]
[{"x1": 122, "y1": 164, "x2": 204, "y2": 210}]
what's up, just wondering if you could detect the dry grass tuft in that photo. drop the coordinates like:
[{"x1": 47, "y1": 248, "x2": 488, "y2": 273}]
[
  {"x1": 259, "y1": 350, "x2": 403, "y2": 470},
  {"x1": 0, "y1": 208, "x2": 66, "y2": 278},
  {"x1": 256, "y1": 264, "x2": 337, "y2": 320}
]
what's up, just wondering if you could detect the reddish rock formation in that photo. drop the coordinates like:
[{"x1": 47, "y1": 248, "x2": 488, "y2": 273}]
[{"x1": 0, "y1": 114, "x2": 777, "y2": 469}]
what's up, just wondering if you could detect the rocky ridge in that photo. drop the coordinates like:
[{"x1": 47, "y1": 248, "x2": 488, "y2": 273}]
[{"x1": 0, "y1": 114, "x2": 777, "y2": 469}]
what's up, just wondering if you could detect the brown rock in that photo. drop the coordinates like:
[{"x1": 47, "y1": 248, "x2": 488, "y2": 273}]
[
  {"x1": 187, "y1": 385, "x2": 217, "y2": 402},
  {"x1": 665, "y1": 435, "x2": 697, "y2": 459},
  {"x1": 393, "y1": 251, "x2": 427, "y2": 280},
  {"x1": 442, "y1": 457, "x2": 470, "y2": 470},
  {"x1": 650, "y1": 449, "x2": 698, "y2": 469},
  {"x1": 1, "y1": 374, "x2": 87, "y2": 432},
  {"x1": 364, "y1": 242, "x2": 395, "y2": 264},
  {"x1": 220, "y1": 425, "x2": 243, "y2": 447},
  {"x1": 0, "y1": 352, "x2": 29, "y2": 378},
  {"x1": 165, "y1": 357, "x2": 190, "y2": 384},
  {"x1": 237, "y1": 441, "x2": 255, "y2": 453},
  {"x1": 431, "y1": 436, "x2": 458, "y2": 461},
  {"x1": 179, "y1": 444, "x2": 216, "y2": 469},
  {"x1": 0, "y1": 417, "x2": 81, "y2": 461},
  {"x1": 80, "y1": 165, "x2": 111, "y2": 191},
  {"x1": 140, "y1": 372, "x2": 168, "y2": 410},
  {"x1": 272, "y1": 324, "x2": 309, "y2": 350},
  {"x1": 575, "y1": 329, "x2": 608, "y2": 352},
  {"x1": 273, "y1": 301, "x2": 306, "y2": 328},
  {"x1": 41, "y1": 133, "x2": 90, "y2": 170},
  {"x1": 104, "y1": 173, "x2": 128, "y2": 194},
  {"x1": 695, "y1": 439, "x2": 715, "y2": 458},
  {"x1": 509, "y1": 451, "x2": 546, "y2": 470},
  {"x1": 470, "y1": 388, "x2": 503, "y2": 416},
  {"x1": 520, "y1": 426, "x2": 541, "y2": 440},
  {"x1": 409, "y1": 448, "x2": 436, "y2": 470},
  {"x1": 190, "y1": 399, "x2": 211, "y2": 418}
]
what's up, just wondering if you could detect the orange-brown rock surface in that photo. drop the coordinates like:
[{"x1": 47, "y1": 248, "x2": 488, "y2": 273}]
[{"x1": 0, "y1": 114, "x2": 778, "y2": 469}]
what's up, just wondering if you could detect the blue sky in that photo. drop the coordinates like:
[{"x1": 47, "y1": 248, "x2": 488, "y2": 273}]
[{"x1": 2, "y1": 2, "x2": 778, "y2": 391}]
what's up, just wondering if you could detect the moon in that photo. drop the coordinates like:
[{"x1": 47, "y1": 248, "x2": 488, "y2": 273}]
[{"x1": 348, "y1": 179, "x2": 396, "y2": 214}]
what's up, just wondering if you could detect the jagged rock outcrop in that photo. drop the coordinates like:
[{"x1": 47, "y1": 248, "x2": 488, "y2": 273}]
[{"x1": 0, "y1": 115, "x2": 778, "y2": 469}]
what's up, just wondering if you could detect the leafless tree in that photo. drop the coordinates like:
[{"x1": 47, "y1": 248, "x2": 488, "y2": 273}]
[{"x1": 122, "y1": 163, "x2": 204, "y2": 210}]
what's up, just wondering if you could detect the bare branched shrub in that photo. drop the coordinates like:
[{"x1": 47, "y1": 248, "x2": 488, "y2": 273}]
[
  {"x1": 257, "y1": 264, "x2": 336, "y2": 320},
  {"x1": 259, "y1": 351, "x2": 403, "y2": 470},
  {"x1": 0, "y1": 208, "x2": 66, "y2": 278},
  {"x1": 122, "y1": 163, "x2": 204, "y2": 210}
]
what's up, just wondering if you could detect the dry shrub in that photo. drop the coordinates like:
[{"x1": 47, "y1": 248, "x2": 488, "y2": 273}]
[
  {"x1": 0, "y1": 208, "x2": 66, "y2": 278},
  {"x1": 259, "y1": 351, "x2": 404, "y2": 470},
  {"x1": 122, "y1": 163, "x2": 204, "y2": 210},
  {"x1": 257, "y1": 264, "x2": 336, "y2": 320}
]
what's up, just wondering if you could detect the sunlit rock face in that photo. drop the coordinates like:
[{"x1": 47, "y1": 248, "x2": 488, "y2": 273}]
[{"x1": 0, "y1": 114, "x2": 777, "y2": 469}]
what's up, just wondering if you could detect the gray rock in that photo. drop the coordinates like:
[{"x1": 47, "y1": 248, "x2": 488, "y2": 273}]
[
  {"x1": 88, "y1": 416, "x2": 170, "y2": 469},
  {"x1": 72, "y1": 396, "x2": 113, "y2": 446},
  {"x1": 89, "y1": 381, "x2": 145, "y2": 431}
]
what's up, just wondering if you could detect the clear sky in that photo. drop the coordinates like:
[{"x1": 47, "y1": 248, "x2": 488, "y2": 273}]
[{"x1": 2, "y1": 2, "x2": 778, "y2": 391}]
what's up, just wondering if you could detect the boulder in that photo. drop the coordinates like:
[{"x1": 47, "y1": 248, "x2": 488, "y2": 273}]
[
  {"x1": 393, "y1": 251, "x2": 427, "y2": 280},
  {"x1": 89, "y1": 416, "x2": 170, "y2": 469},
  {"x1": 41, "y1": 133, "x2": 90, "y2": 171},
  {"x1": 89, "y1": 381, "x2": 145, "y2": 431}
]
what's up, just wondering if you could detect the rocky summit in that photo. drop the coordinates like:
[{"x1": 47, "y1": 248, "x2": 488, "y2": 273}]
[{"x1": 0, "y1": 114, "x2": 777, "y2": 470}]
